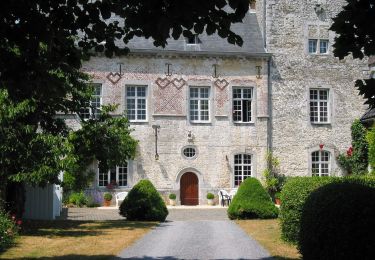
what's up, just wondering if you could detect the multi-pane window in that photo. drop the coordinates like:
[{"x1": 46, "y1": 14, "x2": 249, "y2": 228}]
[
  {"x1": 320, "y1": 40, "x2": 329, "y2": 54},
  {"x1": 98, "y1": 164, "x2": 128, "y2": 187},
  {"x1": 310, "y1": 89, "x2": 329, "y2": 123},
  {"x1": 233, "y1": 87, "x2": 252, "y2": 123},
  {"x1": 308, "y1": 39, "x2": 317, "y2": 54},
  {"x1": 234, "y1": 154, "x2": 252, "y2": 187},
  {"x1": 126, "y1": 85, "x2": 147, "y2": 121},
  {"x1": 308, "y1": 39, "x2": 329, "y2": 54},
  {"x1": 80, "y1": 83, "x2": 102, "y2": 120},
  {"x1": 186, "y1": 35, "x2": 201, "y2": 45},
  {"x1": 118, "y1": 165, "x2": 128, "y2": 187},
  {"x1": 311, "y1": 151, "x2": 330, "y2": 176},
  {"x1": 189, "y1": 87, "x2": 210, "y2": 122}
]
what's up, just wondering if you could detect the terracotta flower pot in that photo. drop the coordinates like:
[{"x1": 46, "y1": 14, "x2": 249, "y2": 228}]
[
  {"x1": 275, "y1": 198, "x2": 281, "y2": 205},
  {"x1": 104, "y1": 200, "x2": 111, "y2": 207}
]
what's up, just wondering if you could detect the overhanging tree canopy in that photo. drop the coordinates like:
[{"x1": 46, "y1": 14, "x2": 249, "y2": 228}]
[
  {"x1": 330, "y1": 0, "x2": 375, "y2": 107},
  {"x1": 0, "y1": 0, "x2": 250, "y2": 210}
]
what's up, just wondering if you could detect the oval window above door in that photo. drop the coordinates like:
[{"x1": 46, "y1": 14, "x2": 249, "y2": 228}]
[{"x1": 182, "y1": 146, "x2": 197, "y2": 159}]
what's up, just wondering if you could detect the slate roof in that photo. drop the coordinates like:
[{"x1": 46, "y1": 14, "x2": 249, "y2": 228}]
[
  {"x1": 369, "y1": 56, "x2": 375, "y2": 66},
  {"x1": 121, "y1": 11, "x2": 267, "y2": 57}
]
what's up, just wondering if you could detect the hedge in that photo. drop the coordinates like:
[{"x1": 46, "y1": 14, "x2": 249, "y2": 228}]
[
  {"x1": 119, "y1": 179, "x2": 168, "y2": 221},
  {"x1": 228, "y1": 177, "x2": 278, "y2": 219},
  {"x1": 280, "y1": 176, "x2": 375, "y2": 244},
  {"x1": 299, "y1": 182, "x2": 375, "y2": 259}
]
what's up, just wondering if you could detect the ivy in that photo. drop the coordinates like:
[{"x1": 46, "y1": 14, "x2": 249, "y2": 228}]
[{"x1": 338, "y1": 119, "x2": 368, "y2": 175}]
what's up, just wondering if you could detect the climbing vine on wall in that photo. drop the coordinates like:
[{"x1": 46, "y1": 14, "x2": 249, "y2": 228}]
[{"x1": 338, "y1": 119, "x2": 368, "y2": 175}]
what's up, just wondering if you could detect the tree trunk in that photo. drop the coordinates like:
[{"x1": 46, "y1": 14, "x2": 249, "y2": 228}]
[{"x1": 0, "y1": 177, "x2": 7, "y2": 212}]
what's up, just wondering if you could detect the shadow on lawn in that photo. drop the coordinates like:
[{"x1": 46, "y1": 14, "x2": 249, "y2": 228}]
[
  {"x1": 21, "y1": 220, "x2": 156, "y2": 238},
  {"x1": 0, "y1": 256, "x2": 280, "y2": 260},
  {"x1": 273, "y1": 257, "x2": 301, "y2": 260}
]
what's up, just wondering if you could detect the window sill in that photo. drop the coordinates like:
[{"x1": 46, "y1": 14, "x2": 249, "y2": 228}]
[
  {"x1": 129, "y1": 120, "x2": 149, "y2": 124},
  {"x1": 310, "y1": 122, "x2": 331, "y2": 126},
  {"x1": 308, "y1": 53, "x2": 330, "y2": 56},
  {"x1": 189, "y1": 121, "x2": 211, "y2": 125},
  {"x1": 97, "y1": 187, "x2": 129, "y2": 190},
  {"x1": 233, "y1": 121, "x2": 255, "y2": 125}
]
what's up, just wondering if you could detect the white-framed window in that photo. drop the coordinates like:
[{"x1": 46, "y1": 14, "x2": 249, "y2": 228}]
[
  {"x1": 126, "y1": 85, "x2": 147, "y2": 121},
  {"x1": 308, "y1": 39, "x2": 329, "y2": 54},
  {"x1": 189, "y1": 86, "x2": 210, "y2": 122},
  {"x1": 186, "y1": 35, "x2": 201, "y2": 45},
  {"x1": 80, "y1": 83, "x2": 102, "y2": 120},
  {"x1": 310, "y1": 89, "x2": 330, "y2": 123},
  {"x1": 234, "y1": 154, "x2": 252, "y2": 187},
  {"x1": 233, "y1": 87, "x2": 253, "y2": 123},
  {"x1": 319, "y1": 40, "x2": 329, "y2": 54},
  {"x1": 98, "y1": 164, "x2": 128, "y2": 187},
  {"x1": 311, "y1": 150, "x2": 330, "y2": 176}
]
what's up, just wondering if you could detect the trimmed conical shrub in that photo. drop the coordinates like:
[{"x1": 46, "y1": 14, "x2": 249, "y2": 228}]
[
  {"x1": 228, "y1": 177, "x2": 278, "y2": 219},
  {"x1": 119, "y1": 180, "x2": 168, "y2": 221}
]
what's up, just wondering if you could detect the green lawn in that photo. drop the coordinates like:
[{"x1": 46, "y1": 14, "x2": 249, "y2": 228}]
[
  {"x1": 236, "y1": 219, "x2": 301, "y2": 260},
  {"x1": 0, "y1": 220, "x2": 156, "y2": 259}
]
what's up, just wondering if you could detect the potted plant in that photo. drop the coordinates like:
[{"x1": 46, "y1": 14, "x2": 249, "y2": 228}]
[
  {"x1": 169, "y1": 193, "x2": 176, "y2": 206},
  {"x1": 274, "y1": 192, "x2": 281, "y2": 206},
  {"x1": 103, "y1": 192, "x2": 112, "y2": 207},
  {"x1": 207, "y1": 192, "x2": 215, "y2": 206}
]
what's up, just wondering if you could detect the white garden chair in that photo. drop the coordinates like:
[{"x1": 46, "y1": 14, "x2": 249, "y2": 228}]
[
  {"x1": 218, "y1": 190, "x2": 231, "y2": 207},
  {"x1": 229, "y1": 188, "x2": 238, "y2": 199},
  {"x1": 115, "y1": 191, "x2": 128, "y2": 207}
]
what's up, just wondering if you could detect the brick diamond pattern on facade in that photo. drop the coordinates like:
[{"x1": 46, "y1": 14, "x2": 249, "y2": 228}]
[
  {"x1": 154, "y1": 77, "x2": 186, "y2": 115},
  {"x1": 214, "y1": 79, "x2": 229, "y2": 115}
]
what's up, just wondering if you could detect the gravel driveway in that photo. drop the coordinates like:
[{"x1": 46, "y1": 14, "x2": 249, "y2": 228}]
[{"x1": 117, "y1": 209, "x2": 272, "y2": 260}]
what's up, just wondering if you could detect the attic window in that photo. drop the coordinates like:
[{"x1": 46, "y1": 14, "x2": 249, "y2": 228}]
[
  {"x1": 186, "y1": 35, "x2": 201, "y2": 45},
  {"x1": 250, "y1": 1, "x2": 256, "y2": 11}
]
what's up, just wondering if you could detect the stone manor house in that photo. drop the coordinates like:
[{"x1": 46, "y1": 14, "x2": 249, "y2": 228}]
[{"x1": 71, "y1": 0, "x2": 368, "y2": 205}]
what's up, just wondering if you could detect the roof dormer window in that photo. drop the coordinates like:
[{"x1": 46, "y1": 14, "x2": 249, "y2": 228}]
[
  {"x1": 186, "y1": 35, "x2": 201, "y2": 45},
  {"x1": 250, "y1": 1, "x2": 256, "y2": 12}
]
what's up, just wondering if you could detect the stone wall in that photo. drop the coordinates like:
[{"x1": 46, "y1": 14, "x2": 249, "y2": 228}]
[
  {"x1": 265, "y1": 0, "x2": 368, "y2": 176},
  {"x1": 82, "y1": 55, "x2": 269, "y2": 204}
]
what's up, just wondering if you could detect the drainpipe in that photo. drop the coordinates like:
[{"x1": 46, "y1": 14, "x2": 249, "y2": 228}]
[
  {"x1": 267, "y1": 57, "x2": 272, "y2": 155},
  {"x1": 263, "y1": 0, "x2": 267, "y2": 49}
]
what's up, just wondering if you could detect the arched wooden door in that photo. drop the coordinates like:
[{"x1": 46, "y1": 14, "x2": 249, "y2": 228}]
[{"x1": 180, "y1": 172, "x2": 199, "y2": 205}]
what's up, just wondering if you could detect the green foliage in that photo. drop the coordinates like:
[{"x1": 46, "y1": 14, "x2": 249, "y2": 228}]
[
  {"x1": 337, "y1": 119, "x2": 368, "y2": 175},
  {"x1": 0, "y1": 89, "x2": 66, "y2": 187},
  {"x1": 262, "y1": 152, "x2": 286, "y2": 199},
  {"x1": 103, "y1": 193, "x2": 112, "y2": 201},
  {"x1": 0, "y1": 211, "x2": 18, "y2": 252},
  {"x1": 68, "y1": 192, "x2": 88, "y2": 207},
  {"x1": 330, "y1": 0, "x2": 375, "y2": 107},
  {"x1": 168, "y1": 193, "x2": 176, "y2": 200},
  {"x1": 280, "y1": 177, "x2": 335, "y2": 244},
  {"x1": 63, "y1": 105, "x2": 138, "y2": 192},
  {"x1": 366, "y1": 125, "x2": 375, "y2": 172},
  {"x1": 120, "y1": 180, "x2": 168, "y2": 221},
  {"x1": 280, "y1": 176, "x2": 375, "y2": 244},
  {"x1": 1, "y1": 0, "x2": 248, "y2": 212},
  {"x1": 299, "y1": 182, "x2": 375, "y2": 260},
  {"x1": 227, "y1": 178, "x2": 278, "y2": 219},
  {"x1": 206, "y1": 193, "x2": 215, "y2": 200}
]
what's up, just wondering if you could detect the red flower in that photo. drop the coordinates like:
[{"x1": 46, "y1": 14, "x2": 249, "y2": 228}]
[
  {"x1": 16, "y1": 220, "x2": 22, "y2": 226},
  {"x1": 347, "y1": 146, "x2": 353, "y2": 157}
]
